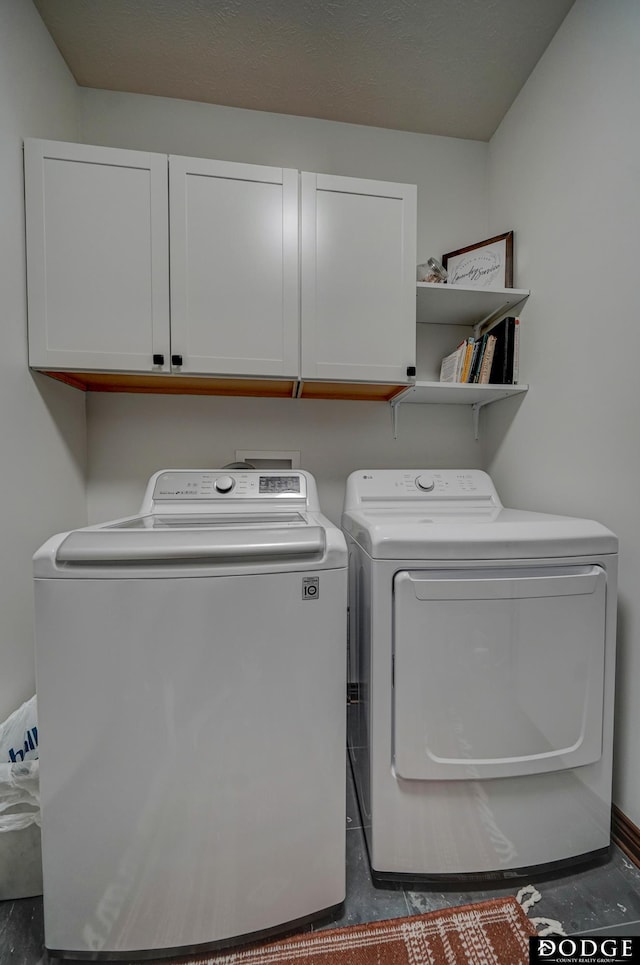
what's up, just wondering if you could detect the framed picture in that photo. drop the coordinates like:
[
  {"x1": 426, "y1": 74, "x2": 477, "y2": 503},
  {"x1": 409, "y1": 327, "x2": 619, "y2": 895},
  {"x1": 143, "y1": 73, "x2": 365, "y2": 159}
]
[{"x1": 442, "y1": 231, "x2": 514, "y2": 289}]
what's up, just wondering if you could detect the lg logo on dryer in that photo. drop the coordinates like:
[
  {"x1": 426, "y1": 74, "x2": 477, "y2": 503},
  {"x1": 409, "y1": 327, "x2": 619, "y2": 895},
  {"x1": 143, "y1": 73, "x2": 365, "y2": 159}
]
[{"x1": 302, "y1": 577, "x2": 319, "y2": 600}]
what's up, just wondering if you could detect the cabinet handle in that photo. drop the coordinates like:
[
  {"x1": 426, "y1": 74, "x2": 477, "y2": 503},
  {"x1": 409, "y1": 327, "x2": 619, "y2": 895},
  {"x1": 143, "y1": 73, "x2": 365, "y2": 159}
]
[
  {"x1": 406, "y1": 365, "x2": 416, "y2": 377},
  {"x1": 152, "y1": 354, "x2": 164, "y2": 366},
  {"x1": 171, "y1": 354, "x2": 183, "y2": 367}
]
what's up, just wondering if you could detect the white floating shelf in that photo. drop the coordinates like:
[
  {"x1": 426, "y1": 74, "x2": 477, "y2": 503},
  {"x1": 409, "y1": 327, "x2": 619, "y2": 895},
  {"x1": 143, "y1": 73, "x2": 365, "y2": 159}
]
[
  {"x1": 391, "y1": 381, "x2": 528, "y2": 406},
  {"x1": 417, "y1": 283, "x2": 530, "y2": 328},
  {"x1": 390, "y1": 381, "x2": 528, "y2": 439}
]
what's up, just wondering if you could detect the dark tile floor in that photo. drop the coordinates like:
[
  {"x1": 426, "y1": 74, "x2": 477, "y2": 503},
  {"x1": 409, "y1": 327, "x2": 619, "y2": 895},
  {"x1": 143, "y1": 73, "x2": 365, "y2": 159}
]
[
  {"x1": 334, "y1": 762, "x2": 640, "y2": 938},
  {"x1": 2, "y1": 760, "x2": 640, "y2": 964}
]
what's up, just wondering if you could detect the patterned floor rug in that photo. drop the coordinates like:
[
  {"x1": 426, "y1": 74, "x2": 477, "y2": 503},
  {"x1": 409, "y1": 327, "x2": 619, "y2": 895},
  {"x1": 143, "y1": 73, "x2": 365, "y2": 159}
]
[{"x1": 177, "y1": 894, "x2": 550, "y2": 965}]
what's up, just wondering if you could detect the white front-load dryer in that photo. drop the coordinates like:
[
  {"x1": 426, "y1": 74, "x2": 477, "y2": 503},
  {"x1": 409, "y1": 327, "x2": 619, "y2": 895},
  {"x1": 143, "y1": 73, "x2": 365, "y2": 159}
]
[
  {"x1": 34, "y1": 469, "x2": 347, "y2": 959},
  {"x1": 342, "y1": 469, "x2": 618, "y2": 882}
]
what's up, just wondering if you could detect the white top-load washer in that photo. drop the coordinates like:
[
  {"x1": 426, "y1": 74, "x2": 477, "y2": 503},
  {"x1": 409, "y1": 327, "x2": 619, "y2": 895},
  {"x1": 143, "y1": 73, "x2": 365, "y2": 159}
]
[
  {"x1": 34, "y1": 469, "x2": 347, "y2": 959},
  {"x1": 342, "y1": 469, "x2": 618, "y2": 882}
]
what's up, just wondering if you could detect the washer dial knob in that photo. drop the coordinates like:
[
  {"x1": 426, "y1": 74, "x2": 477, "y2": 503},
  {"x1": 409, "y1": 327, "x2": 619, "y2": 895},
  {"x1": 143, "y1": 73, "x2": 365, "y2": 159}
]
[
  {"x1": 415, "y1": 474, "x2": 435, "y2": 492},
  {"x1": 215, "y1": 475, "x2": 235, "y2": 493}
]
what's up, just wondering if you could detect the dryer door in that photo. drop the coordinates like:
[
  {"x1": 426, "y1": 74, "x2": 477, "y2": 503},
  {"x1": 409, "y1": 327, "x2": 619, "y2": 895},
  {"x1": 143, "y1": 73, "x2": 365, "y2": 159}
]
[{"x1": 393, "y1": 564, "x2": 607, "y2": 780}]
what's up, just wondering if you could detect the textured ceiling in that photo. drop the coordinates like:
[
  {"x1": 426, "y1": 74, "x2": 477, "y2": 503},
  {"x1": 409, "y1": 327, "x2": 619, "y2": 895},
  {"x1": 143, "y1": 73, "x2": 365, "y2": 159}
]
[{"x1": 33, "y1": 0, "x2": 576, "y2": 141}]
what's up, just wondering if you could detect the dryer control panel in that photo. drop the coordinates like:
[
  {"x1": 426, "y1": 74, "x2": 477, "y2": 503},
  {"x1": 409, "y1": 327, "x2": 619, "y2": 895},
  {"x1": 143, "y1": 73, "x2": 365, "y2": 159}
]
[{"x1": 346, "y1": 469, "x2": 500, "y2": 504}]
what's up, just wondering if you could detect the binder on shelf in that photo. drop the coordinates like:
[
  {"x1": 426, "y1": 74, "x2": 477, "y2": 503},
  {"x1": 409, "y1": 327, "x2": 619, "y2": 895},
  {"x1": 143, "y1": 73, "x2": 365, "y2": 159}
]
[{"x1": 487, "y1": 316, "x2": 518, "y2": 384}]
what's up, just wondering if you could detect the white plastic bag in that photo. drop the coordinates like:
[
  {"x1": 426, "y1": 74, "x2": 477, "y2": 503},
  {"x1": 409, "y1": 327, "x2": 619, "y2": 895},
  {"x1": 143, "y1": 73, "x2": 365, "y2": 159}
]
[
  {"x1": 0, "y1": 696, "x2": 42, "y2": 898},
  {"x1": 0, "y1": 760, "x2": 40, "y2": 830},
  {"x1": 0, "y1": 694, "x2": 38, "y2": 762},
  {"x1": 0, "y1": 695, "x2": 40, "y2": 833}
]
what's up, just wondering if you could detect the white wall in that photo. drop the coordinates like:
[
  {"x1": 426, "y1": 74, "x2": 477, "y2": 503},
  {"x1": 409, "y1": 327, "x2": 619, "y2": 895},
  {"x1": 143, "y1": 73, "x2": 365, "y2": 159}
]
[
  {"x1": 79, "y1": 91, "x2": 491, "y2": 524},
  {"x1": 0, "y1": 2, "x2": 87, "y2": 720},
  {"x1": 485, "y1": 0, "x2": 640, "y2": 822},
  {"x1": 86, "y1": 391, "x2": 480, "y2": 526}
]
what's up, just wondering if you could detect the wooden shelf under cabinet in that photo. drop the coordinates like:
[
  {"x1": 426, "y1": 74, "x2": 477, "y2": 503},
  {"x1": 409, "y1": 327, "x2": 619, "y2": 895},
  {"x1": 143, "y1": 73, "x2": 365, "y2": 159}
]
[
  {"x1": 39, "y1": 371, "x2": 299, "y2": 398},
  {"x1": 38, "y1": 370, "x2": 406, "y2": 402},
  {"x1": 298, "y1": 381, "x2": 404, "y2": 401}
]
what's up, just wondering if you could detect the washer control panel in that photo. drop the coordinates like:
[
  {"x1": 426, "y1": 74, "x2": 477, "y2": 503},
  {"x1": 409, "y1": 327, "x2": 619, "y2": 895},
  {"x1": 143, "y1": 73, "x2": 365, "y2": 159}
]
[
  {"x1": 214, "y1": 475, "x2": 235, "y2": 494},
  {"x1": 152, "y1": 471, "x2": 306, "y2": 500},
  {"x1": 415, "y1": 474, "x2": 435, "y2": 492}
]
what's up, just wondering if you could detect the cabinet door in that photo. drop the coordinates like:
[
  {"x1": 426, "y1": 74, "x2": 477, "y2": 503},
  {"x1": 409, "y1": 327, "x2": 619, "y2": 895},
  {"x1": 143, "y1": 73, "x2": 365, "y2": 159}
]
[
  {"x1": 301, "y1": 173, "x2": 416, "y2": 383},
  {"x1": 169, "y1": 157, "x2": 299, "y2": 377},
  {"x1": 25, "y1": 139, "x2": 170, "y2": 372}
]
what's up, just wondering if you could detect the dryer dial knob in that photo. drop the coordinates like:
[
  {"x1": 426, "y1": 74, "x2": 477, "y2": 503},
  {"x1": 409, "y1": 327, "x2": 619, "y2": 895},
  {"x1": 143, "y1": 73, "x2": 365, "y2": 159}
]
[
  {"x1": 215, "y1": 475, "x2": 235, "y2": 493},
  {"x1": 415, "y1": 475, "x2": 435, "y2": 492}
]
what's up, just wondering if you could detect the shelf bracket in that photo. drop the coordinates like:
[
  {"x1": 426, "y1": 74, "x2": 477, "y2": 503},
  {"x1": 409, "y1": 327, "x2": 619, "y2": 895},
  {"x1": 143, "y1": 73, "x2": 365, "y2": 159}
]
[
  {"x1": 472, "y1": 389, "x2": 517, "y2": 439},
  {"x1": 472, "y1": 402, "x2": 483, "y2": 441},
  {"x1": 391, "y1": 400, "x2": 400, "y2": 439},
  {"x1": 472, "y1": 294, "x2": 530, "y2": 338}
]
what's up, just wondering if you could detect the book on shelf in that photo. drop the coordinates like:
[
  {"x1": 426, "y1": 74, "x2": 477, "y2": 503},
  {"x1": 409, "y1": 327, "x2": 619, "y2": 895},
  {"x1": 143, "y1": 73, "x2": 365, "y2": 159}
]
[
  {"x1": 468, "y1": 333, "x2": 487, "y2": 383},
  {"x1": 439, "y1": 339, "x2": 466, "y2": 382},
  {"x1": 460, "y1": 338, "x2": 475, "y2": 382},
  {"x1": 466, "y1": 339, "x2": 480, "y2": 382},
  {"x1": 439, "y1": 334, "x2": 489, "y2": 384},
  {"x1": 477, "y1": 334, "x2": 497, "y2": 383},
  {"x1": 439, "y1": 316, "x2": 521, "y2": 386}
]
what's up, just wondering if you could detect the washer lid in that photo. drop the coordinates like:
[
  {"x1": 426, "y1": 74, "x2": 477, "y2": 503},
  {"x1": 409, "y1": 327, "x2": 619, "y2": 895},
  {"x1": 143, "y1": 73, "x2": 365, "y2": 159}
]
[
  {"x1": 54, "y1": 525, "x2": 326, "y2": 565},
  {"x1": 104, "y1": 512, "x2": 307, "y2": 529},
  {"x1": 342, "y1": 507, "x2": 618, "y2": 559},
  {"x1": 34, "y1": 467, "x2": 349, "y2": 577}
]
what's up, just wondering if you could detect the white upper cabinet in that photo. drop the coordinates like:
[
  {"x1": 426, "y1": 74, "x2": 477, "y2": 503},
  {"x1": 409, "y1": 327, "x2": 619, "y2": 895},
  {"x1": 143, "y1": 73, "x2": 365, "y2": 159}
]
[
  {"x1": 169, "y1": 156, "x2": 299, "y2": 377},
  {"x1": 24, "y1": 139, "x2": 170, "y2": 372},
  {"x1": 300, "y1": 173, "x2": 417, "y2": 384},
  {"x1": 25, "y1": 141, "x2": 418, "y2": 394}
]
